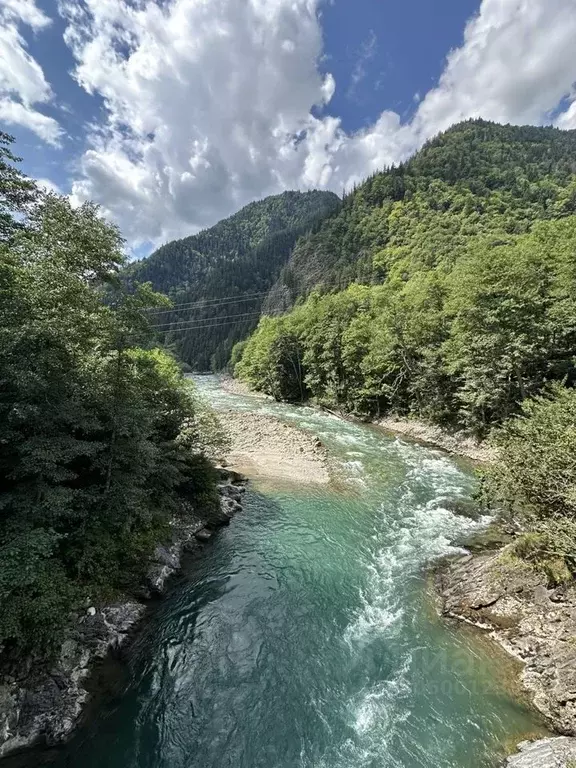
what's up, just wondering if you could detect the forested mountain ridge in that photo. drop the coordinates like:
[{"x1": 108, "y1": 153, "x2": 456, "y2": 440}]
[
  {"x1": 265, "y1": 119, "x2": 576, "y2": 311},
  {"x1": 237, "y1": 119, "x2": 576, "y2": 433},
  {"x1": 236, "y1": 119, "x2": 576, "y2": 578},
  {"x1": 128, "y1": 190, "x2": 341, "y2": 370}
]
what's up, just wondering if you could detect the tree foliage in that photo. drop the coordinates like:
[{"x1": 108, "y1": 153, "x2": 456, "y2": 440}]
[
  {"x1": 128, "y1": 190, "x2": 341, "y2": 371},
  {"x1": 0, "y1": 136, "x2": 222, "y2": 655},
  {"x1": 485, "y1": 386, "x2": 576, "y2": 581},
  {"x1": 237, "y1": 121, "x2": 576, "y2": 437},
  {"x1": 267, "y1": 120, "x2": 576, "y2": 309}
]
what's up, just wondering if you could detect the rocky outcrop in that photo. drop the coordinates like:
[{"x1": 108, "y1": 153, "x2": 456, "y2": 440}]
[
  {"x1": 438, "y1": 550, "x2": 576, "y2": 734},
  {"x1": 0, "y1": 472, "x2": 246, "y2": 758},
  {"x1": 0, "y1": 602, "x2": 145, "y2": 758},
  {"x1": 437, "y1": 549, "x2": 576, "y2": 766},
  {"x1": 504, "y1": 737, "x2": 576, "y2": 767}
]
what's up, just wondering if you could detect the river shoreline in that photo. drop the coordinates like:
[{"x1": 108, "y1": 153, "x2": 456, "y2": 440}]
[
  {"x1": 220, "y1": 376, "x2": 495, "y2": 464},
  {"x1": 436, "y1": 548, "x2": 576, "y2": 764},
  {"x1": 222, "y1": 409, "x2": 331, "y2": 487},
  {"x1": 5, "y1": 376, "x2": 570, "y2": 765},
  {"x1": 0, "y1": 471, "x2": 247, "y2": 761},
  {"x1": 224, "y1": 375, "x2": 576, "y2": 765},
  {"x1": 0, "y1": 380, "x2": 333, "y2": 762},
  {"x1": 374, "y1": 415, "x2": 496, "y2": 464}
]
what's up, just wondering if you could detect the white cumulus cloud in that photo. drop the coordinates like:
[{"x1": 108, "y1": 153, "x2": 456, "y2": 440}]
[
  {"x1": 411, "y1": 0, "x2": 576, "y2": 138},
  {"x1": 61, "y1": 0, "x2": 333, "y2": 244},
  {"x1": 0, "y1": 0, "x2": 62, "y2": 145},
  {"x1": 59, "y1": 0, "x2": 576, "y2": 247}
]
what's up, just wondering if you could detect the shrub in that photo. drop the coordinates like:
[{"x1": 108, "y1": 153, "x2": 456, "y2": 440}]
[{"x1": 486, "y1": 385, "x2": 576, "y2": 576}]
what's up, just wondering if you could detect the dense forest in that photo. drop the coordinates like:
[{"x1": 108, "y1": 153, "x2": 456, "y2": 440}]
[
  {"x1": 265, "y1": 120, "x2": 576, "y2": 310},
  {"x1": 238, "y1": 120, "x2": 576, "y2": 432},
  {"x1": 128, "y1": 190, "x2": 340, "y2": 370},
  {"x1": 236, "y1": 119, "x2": 576, "y2": 576},
  {"x1": 0, "y1": 134, "x2": 226, "y2": 656}
]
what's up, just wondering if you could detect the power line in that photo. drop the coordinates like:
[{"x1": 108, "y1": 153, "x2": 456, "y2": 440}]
[
  {"x1": 143, "y1": 279, "x2": 373, "y2": 316},
  {"x1": 145, "y1": 294, "x2": 268, "y2": 318},
  {"x1": 127, "y1": 278, "x2": 375, "y2": 341},
  {"x1": 150, "y1": 310, "x2": 266, "y2": 331},
  {"x1": 129, "y1": 315, "x2": 269, "y2": 339},
  {"x1": 145, "y1": 291, "x2": 269, "y2": 315},
  {"x1": 164, "y1": 317, "x2": 265, "y2": 333},
  {"x1": 133, "y1": 279, "x2": 375, "y2": 343}
]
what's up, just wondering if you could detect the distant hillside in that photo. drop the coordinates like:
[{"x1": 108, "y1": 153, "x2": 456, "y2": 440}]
[
  {"x1": 237, "y1": 119, "x2": 576, "y2": 436},
  {"x1": 265, "y1": 119, "x2": 576, "y2": 312},
  {"x1": 128, "y1": 190, "x2": 341, "y2": 370}
]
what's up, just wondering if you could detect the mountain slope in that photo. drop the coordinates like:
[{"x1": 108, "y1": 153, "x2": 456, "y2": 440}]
[
  {"x1": 129, "y1": 190, "x2": 340, "y2": 369},
  {"x1": 265, "y1": 119, "x2": 576, "y2": 312},
  {"x1": 236, "y1": 120, "x2": 576, "y2": 435}
]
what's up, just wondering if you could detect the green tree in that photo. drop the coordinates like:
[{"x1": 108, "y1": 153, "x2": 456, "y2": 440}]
[
  {"x1": 0, "y1": 149, "x2": 222, "y2": 655},
  {"x1": 485, "y1": 385, "x2": 576, "y2": 579},
  {"x1": 237, "y1": 127, "x2": 576, "y2": 434},
  {"x1": 0, "y1": 132, "x2": 37, "y2": 241},
  {"x1": 128, "y1": 190, "x2": 341, "y2": 370}
]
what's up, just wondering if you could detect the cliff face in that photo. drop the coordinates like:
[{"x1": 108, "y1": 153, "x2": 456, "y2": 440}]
[{"x1": 128, "y1": 190, "x2": 341, "y2": 370}]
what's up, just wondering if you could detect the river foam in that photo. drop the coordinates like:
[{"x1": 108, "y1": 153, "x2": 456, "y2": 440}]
[{"x1": 50, "y1": 377, "x2": 544, "y2": 768}]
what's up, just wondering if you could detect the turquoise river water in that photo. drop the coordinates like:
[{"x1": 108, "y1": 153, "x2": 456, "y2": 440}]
[{"x1": 51, "y1": 376, "x2": 545, "y2": 768}]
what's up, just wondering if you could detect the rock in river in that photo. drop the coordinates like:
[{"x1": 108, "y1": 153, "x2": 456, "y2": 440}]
[{"x1": 505, "y1": 737, "x2": 576, "y2": 766}]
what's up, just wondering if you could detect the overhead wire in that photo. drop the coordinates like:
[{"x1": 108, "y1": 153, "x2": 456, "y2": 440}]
[
  {"x1": 131, "y1": 278, "x2": 371, "y2": 339},
  {"x1": 144, "y1": 291, "x2": 270, "y2": 315},
  {"x1": 157, "y1": 317, "x2": 266, "y2": 334},
  {"x1": 150, "y1": 310, "x2": 267, "y2": 331},
  {"x1": 128, "y1": 313, "x2": 271, "y2": 339},
  {"x1": 143, "y1": 277, "x2": 365, "y2": 316}
]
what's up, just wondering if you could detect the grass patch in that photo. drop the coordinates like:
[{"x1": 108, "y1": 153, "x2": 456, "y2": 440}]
[{"x1": 499, "y1": 533, "x2": 573, "y2": 587}]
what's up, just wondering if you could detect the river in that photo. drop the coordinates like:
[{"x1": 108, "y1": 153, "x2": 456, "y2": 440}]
[{"x1": 52, "y1": 376, "x2": 545, "y2": 768}]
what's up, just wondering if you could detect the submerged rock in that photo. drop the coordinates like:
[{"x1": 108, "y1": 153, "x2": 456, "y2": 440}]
[
  {"x1": 505, "y1": 737, "x2": 576, "y2": 766},
  {"x1": 458, "y1": 524, "x2": 514, "y2": 554},
  {"x1": 440, "y1": 497, "x2": 483, "y2": 520}
]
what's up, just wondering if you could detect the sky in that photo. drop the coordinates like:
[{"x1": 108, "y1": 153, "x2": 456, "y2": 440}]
[{"x1": 2, "y1": 0, "x2": 576, "y2": 254}]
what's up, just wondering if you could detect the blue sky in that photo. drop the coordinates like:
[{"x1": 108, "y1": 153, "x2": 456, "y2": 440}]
[
  {"x1": 320, "y1": 0, "x2": 479, "y2": 131},
  {"x1": 2, "y1": 0, "x2": 576, "y2": 250}
]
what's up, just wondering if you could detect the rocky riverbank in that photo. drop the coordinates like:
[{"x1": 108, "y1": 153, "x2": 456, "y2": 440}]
[
  {"x1": 0, "y1": 471, "x2": 246, "y2": 759},
  {"x1": 222, "y1": 375, "x2": 495, "y2": 465},
  {"x1": 222, "y1": 409, "x2": 331, "y2": 486},
  {"x1": 218, "y1": 378, "x2": 576, "y2": 766},
  {"x1": 437, "y1": 547, "x2": 576, "y2": 765},
  {"x1": 504, "y1": 738, "x2": 576, "y2": 766},
  {"x1": 376, "y1": 415, "x2": 496, "y2": 463}
]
